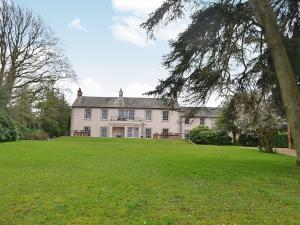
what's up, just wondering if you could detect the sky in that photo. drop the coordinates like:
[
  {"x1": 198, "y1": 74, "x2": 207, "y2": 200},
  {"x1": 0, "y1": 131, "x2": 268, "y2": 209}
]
[{"x1": 14, "y1": 0, "x2": 222, "y2": 107}]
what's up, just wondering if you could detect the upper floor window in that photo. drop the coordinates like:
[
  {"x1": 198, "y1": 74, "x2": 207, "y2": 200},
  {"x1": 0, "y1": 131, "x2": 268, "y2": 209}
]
[
  {"x1": 84, "y1": 108, "x2": 92, "y2": 119},
  {"x1": 162, "y1": 111, "x2": 169, "y2": 121},
  {"x1": 128, "y1": 110, "x2": 135, "y2": 120},
  {"x1": 145, "y1": 110, "x2": 152, "y2": 121},
  {"x1": 185, "y1": 118, "x2": 190, "y2": 124},
  {"x1": 200, "y1": 118, "x2": 205, "y2": 125},
  {"x1": 118, "y1": 109, "x2": 135, "y2": 120},
  {"x1": 119, "y1": 110, "x2": 126, "y2": 118},
  {"x1": 101, "y1": 109, "x2": 108, "y2": 120}
]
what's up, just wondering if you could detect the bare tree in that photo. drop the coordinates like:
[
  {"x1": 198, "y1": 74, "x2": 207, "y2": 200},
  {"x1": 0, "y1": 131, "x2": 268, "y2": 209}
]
[{"x1": 0, "y1": 0, "x2": 76, "y2": 101}]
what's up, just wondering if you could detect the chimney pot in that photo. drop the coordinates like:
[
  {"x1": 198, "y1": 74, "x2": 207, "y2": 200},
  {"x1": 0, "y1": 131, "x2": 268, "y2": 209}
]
[
  {"x1": 119, "y1": 88, "x2": 123, "y2": 98},
  {"x1": 77, "y1": 88, "x2": 82, "y2": 97}
]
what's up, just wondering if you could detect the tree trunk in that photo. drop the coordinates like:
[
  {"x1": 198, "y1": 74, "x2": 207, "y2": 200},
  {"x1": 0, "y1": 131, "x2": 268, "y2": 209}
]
[
  {"x1": 249, "y1": 0, "x2": 300, "y2": 165},
  {"x1": 288, "y1": 126, "x2": 294, "y2": 150}
]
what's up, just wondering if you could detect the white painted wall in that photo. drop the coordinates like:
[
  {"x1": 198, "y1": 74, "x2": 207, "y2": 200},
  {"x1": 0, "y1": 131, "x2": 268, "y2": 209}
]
[{"x1": 71, "y1": 108, "x2": 181, "y2": 138}]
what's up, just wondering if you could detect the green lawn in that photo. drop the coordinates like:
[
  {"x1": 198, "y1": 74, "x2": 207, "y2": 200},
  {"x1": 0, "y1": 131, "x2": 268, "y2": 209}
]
[{"x1": 0, "y1": 138, "x2": 299, "y2": 225}]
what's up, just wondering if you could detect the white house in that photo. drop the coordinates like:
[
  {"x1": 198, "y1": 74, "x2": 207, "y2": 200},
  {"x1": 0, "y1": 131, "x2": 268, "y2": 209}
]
[{"x1": 70, "y1": 88, "x2": 219, "y2": 139}]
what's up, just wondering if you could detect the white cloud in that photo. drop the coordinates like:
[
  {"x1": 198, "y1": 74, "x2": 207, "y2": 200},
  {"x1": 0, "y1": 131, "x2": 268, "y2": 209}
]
[
  {"x1": 112, "y1": 0, "x2": 164, "y2": 15},
  {"x1": 111, "y1": 0, "x2": 188, "y2": 47},
  {"x1": 68, "y1": 18, "x2": 88, "y2": 32},
  {"x1": 112, "y1": 16, "x2": 153, "y2": 47}
]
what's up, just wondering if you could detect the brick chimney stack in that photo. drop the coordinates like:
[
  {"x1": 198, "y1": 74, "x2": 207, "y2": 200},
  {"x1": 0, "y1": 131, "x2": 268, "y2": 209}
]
[
  {"x1": 119, "y1": 88, "x2": 123, "y2": 98},
  {"x1": 77, "y1": 88, "x2": 83, "y2": 97}
]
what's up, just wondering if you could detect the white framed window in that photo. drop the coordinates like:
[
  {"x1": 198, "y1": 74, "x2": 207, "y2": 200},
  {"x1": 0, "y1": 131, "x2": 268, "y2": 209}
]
[
  {"x1": 200, "y1": 118, "x2": 205, "y2": 125},
  {"x1": 145, "y1": 110, "x2": 152, "y2": 121},
  {"x1": 101, "y1": 109, "x2": 108, "y2": 120},
  {"x1": 84, "y1": 126, "x2": 91, "y2": 136},
  {"x1": 145, "y1": 128, "x2": 152, "y2": 139},
  {"x1": 119, "y1": 110, "x2": 126, "y2": 118},
  {"x1": 185, "y1": 130, "x2": 190, "y2": 138},
  {"x1": 128, "y1": 110, "x2": 135, "y2": 120},
  {"x1": 127, "y1": 127, "x2": 139, "y2": 138},
  {"x1": 162, "y1": 111, "x2": 169, "y2": 121},
  {"x1": 162, "y1": 128, "x2": 169, "y2": 137},
  {"x1": 100, "y1": 127, "x2": 108, "y2": 137},
  {"x1": 84, "y1": 108, "x2": 92, "y2": 119}
]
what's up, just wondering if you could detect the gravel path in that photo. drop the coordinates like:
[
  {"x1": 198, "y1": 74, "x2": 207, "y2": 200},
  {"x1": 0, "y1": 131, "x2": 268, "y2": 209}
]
[{"x1": 276, "y1": 148, "x2": 297, "y2": 157}]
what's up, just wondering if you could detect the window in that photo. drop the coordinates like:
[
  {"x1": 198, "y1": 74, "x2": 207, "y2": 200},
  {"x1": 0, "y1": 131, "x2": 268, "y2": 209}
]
[
  {"x1": 128, "y1": 110, "x2": 135, "y2": 120},
  {"x1": 101, "y1": 109, "x2": 108, "y2": 120},
  {"x1": 145, "y1": 128, "x2": 152, "y2": 139},
  {"x1": 145, "y1": 110, "x2": 152, "y2": 121},
  {"x1": 200, "y1": 118, "x2": 205, "y2": 125},
  {"x1": 185, "y1": 130, "x2": 190, "y2": 139},
  {"x1": 185, "y1": 118, "x2": 190, "y2": 124},
  {"x1": 84, "y1": 108, "x2": 92, "y2": 119},
  {"x1": 84, "y1": 126, "x2": 91, "y2": 136},
  {"x1": 119, "y1": 110, "x2": 126, "y2": 118},
  {"x1": 162, "y1": 111, "x2": 169, "y2": 121},
  {"x1": 162, "y1": 129, "x2": 169, "y2": 137},
  {"x1": 100, "y1": 127, "x2": 108, "y2": 137},
  {"x1": 118, "y1": 110, "x2": 135, "y2": 120},
  {"x1": 127, "y1": 127, "x2": 139, "y2": 138}
]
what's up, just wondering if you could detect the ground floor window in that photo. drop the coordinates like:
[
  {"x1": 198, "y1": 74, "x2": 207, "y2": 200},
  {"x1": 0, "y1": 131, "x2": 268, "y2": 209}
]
[
  {"x1": 162, "y1": 129, "x2": 169, "y2": 137},
  {"x1": 127, "y1": 127, "x2": 139, "y2": 138},
  {"x1": 145, "y1": 128, "x2": 152, "y2": 139},
  {"x1": 84, "y1": 126, "x2": 91, "y2": 136},
  {"x1": 200, "y1": 118, "x2": 205, "y2": 125},
  {"x1": 185, "y1": 130, "x2": 190, "y2": 139},
  {"x1": 100, "y1": 127, "x2": 108, "y2": 137}
]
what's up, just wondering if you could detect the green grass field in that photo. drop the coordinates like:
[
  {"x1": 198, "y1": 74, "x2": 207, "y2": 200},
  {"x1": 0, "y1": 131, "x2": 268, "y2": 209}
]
[{"x1": 0, "y1": 137, "x2": 299, "y2": 225}]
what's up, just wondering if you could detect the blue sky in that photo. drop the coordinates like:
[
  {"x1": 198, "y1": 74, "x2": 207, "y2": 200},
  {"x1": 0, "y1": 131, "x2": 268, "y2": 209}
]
[{"x1": 14, "y1": 0, "x2": 221, "y2": 106}]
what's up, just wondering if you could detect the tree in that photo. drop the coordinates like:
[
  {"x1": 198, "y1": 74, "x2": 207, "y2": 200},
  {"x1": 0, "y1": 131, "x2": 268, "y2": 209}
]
[
  {"x1": 216, "y1": 96, "x2": 239, "y2": 143},
  {"x1": 0, "y1": 0, "x2": 75, "y2": 101},
  {"x1": 142, "y1": 0, "x2": 300, "y2": 165},
  {"x1": 9, "y1": 87, "x2": 37, "y2": 129},
  {"x1": 234, "y1": 92, "x2": 285, "y2": 152},
  {"x1": 37, "y1": 88, "x2": 71, "y2": 138}
]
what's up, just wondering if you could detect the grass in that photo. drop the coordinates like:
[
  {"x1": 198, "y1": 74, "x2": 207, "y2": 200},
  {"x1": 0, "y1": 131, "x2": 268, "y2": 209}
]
[{"x1": 0, "y1": 137, "x2": 299, "y2": 225}]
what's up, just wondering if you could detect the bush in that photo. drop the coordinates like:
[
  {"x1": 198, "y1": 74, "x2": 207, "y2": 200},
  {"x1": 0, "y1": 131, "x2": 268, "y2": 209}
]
[
  {"x1": 214, "y1": 130, "x2": 232, "y2": 145},
  {"x1": 273, "y1": 132, "x2": 288, "y2": 148},
  {"x1": 238, "y1": 134, "x2": 259, "y2": 147},
  {"x1": 0, "y1": 110, "x2": 18, "y2": 142},
  {"x1": 189, "y1": 126, "x2": 215, "y2": 144},
  {"x1": 189, "y1": 126, "x2": 232, "y2": 145},
  {"x1": 26, "y1": 130, "x2": 49, "y2": 140}
]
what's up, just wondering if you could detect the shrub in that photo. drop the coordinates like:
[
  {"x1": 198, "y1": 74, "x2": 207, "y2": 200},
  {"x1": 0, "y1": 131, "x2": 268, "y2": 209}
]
[
  {"x1": 189, "y1": 126, "x2": 215, "y2": 144},
  {"x1": 26, "y1": 130, "x2": 49, "y2": 140},
  {"x1": 214, "y1": 130, "x2": 232, "y2": 145},
  {"x1": 273, "y1": 132, "x2": 288, "y2": 148},
  {"x1": 0, "y1": 110, "x2": 18, "y2": 142}
]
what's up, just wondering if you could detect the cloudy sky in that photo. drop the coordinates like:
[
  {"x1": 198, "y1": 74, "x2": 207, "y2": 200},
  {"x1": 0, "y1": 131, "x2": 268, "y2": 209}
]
[{"x1": 14, "y1": 0, "x2": 222, "y2": 107}]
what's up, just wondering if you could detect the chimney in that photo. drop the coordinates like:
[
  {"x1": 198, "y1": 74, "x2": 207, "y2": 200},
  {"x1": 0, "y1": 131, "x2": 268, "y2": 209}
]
[
  {"x1": 119, "y1": 88, "x2": 123, "y2": 98},
  {"x1": 77, "y1": 88, "x2": 83, "y2": 97}
]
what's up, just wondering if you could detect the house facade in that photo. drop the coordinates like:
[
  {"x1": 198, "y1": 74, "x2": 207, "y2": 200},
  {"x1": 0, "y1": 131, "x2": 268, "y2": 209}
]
[{"x1": 70, "y1": 89, "x2": 219, "y2": 139}]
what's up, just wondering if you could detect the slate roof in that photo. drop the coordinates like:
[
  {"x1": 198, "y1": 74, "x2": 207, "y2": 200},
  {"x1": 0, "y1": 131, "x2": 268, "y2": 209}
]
[
  {"x1": 181, "y1": 107, "x2": 220, "y2": 118},
  {"x1": 72, "y1": 96, "x2": 180, "y2": 109},
  {"x1": 72, "y1": 96, "x2": 219, "y2": 117}
]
